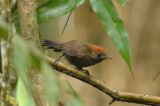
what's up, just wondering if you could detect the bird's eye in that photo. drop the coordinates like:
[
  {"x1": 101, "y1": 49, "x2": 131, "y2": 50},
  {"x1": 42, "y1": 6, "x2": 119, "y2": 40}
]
[
  {"x1": 96, "y1": 54, "x2": 101, "y2": 59},
  {"x1": 96, "y1": 53, "x2": 107, "y2": 60}
]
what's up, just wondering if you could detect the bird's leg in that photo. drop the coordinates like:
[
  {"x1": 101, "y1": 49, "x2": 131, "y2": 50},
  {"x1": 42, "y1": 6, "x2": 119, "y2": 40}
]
[{"x1": 54, "y1": 54, "x2": 65, "y2": 65}]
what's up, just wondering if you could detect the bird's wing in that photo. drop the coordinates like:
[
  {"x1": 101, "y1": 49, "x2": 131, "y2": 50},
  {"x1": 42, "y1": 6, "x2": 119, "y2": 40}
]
[{"x1": 62, "y1": 40, "x2": 89, "y2": 57}]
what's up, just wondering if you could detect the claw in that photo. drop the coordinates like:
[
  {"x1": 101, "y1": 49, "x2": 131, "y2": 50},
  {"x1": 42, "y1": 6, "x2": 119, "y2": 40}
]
[{"x1": 82, "y1": 69, "x2": 90, "y2": 78}]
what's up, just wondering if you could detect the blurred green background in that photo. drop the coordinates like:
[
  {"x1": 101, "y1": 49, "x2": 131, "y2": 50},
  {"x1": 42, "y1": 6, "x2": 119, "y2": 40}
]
[{"x1": 39, "y1": 0, "x2": 160, "y2": 106}]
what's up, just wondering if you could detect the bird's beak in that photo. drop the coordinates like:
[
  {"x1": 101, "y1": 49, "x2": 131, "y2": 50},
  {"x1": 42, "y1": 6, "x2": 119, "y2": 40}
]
[
  {"x1": 99, "y1": 53, "x2": 112, "y2": 60},
  {"x1": 107, "y1": 56, "x2": 112, "y2": 59},
  {"x1": 100, "y1": 53, "x2": 108, "y2": 60},
  {"x1": 103, "y1": 54, "x2": 112, "y2": 60}
]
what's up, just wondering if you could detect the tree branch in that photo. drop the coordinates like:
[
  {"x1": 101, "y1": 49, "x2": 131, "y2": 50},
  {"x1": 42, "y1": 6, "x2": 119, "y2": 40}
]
[
  {"x1": 17, "y1": 0, "x2": 44, "y2": 106},
  {"x1": 0, "y1": 0, "x2": 12, "y2": 105},
  {"x1": 44, "y1": 56, "x2": 160, "y2": 106}
]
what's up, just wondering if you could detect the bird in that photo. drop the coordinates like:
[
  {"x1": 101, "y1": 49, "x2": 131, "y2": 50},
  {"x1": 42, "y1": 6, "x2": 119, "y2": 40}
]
[{"x1": 42, "y1": 39, "x2": 111, "y2": 75}]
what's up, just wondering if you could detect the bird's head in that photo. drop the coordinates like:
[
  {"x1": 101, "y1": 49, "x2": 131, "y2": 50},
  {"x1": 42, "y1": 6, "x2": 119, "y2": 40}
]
[{"x1": 89, "y1": 44, "x2": 111, "y2": 62}]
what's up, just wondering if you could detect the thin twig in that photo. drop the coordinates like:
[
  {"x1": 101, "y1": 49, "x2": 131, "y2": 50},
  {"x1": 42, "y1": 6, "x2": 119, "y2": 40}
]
[
  {"x1": 109, "y1": 98, "x2": 116, "y2": 105},
  {"x1": 44, "y1": 56, "x2": 160, "y2": 106},
  {"x1": 61, "y1": 11, "x2": 72, "y2": 35}
]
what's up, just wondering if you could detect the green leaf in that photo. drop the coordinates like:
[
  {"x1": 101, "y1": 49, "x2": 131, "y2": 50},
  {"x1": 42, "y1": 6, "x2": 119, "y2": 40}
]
[
  {"x1": 29, "y1": 49, "x2": 42, "y2": 70},
  {"x1": 13, "y1": 35, "x2": 41, "y2": 71},
  {"x1": 37, "y1": 0, "x2": 85, "y2": 23},
  {"x1": 17, "y1": 78, "x2": 35, "y2": 106},
  {"x1": 13, "y1": 35, "x2": 30, "y2": 81},
  {"x1": 66, "y1": 98, "x2": 83, "y2": 106},
  {"x1": 90, "y1": 0, "x2": 132, "y2": 75},
  {"x1": 13, "y1": 35, "x2": 35, "y2": 106},
  {"x1": 13, "y1": 0, "x2": 85, "y2": 31},
  {"x1": 117, "y1": 0, "x2": 127, "y2": 6},
  {"x1": 41, "y1": 63, "x2": 59, "y2": 106},
  {"x1": 0, "y1": 21, "x2": 8, "y2": 39},
  {"x1": 13, "y1": 35, "x2": 60, "y2": 105}
]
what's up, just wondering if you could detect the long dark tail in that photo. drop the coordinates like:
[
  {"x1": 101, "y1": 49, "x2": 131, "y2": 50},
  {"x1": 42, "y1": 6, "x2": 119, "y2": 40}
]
[{"x1": 41, "y1": 39, "x2": 62, "y2": 52}]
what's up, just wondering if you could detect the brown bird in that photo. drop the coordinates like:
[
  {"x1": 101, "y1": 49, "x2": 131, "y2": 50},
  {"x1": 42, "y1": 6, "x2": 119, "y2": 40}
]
[{"x1": 42, "y1": 39, "x2": 111, "y2": 74}]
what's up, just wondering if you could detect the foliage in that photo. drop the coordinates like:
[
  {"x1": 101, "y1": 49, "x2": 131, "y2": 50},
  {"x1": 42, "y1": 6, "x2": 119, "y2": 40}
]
[
  {"x1": 117, "y1": 0, "x2": 127, "y2": 6},
  {"x1": 0, "y1": 0, "x2": 132, "y2": 105},
  {"x1": 13, "y1": 35, "x2": 60, "y2": 106},
  {"x1": 12, "y1": 35, "x2": 83, "y2": 106},
  {"x1": 90, "y1": 0, "x2": 132, "y2": 74},
  {"x1": 35, "y1": 0, "x2": 132, "y2": 73},
  {"x1": 37, "y1": 0, "x2": 85, "y2": 23},
  {"x1": 12, "y1": 0, "x2": 132, "y2": 72}
]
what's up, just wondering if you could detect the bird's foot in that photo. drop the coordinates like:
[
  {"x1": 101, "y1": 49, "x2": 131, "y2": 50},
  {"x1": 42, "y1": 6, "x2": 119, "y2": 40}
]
[{"x1": 81, "y1": 69, "x2": 90, "y2": 78}]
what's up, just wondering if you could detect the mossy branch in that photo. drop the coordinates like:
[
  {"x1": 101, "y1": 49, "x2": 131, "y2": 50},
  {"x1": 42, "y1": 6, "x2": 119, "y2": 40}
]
[{"x1": 17, "y1": 0, "x2": 44, "y2": 106}]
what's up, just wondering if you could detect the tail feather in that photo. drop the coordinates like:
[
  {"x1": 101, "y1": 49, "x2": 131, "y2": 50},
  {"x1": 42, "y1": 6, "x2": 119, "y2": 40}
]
[{"x1": 42, "y1": 39, "x2": 62, "y2": 52}]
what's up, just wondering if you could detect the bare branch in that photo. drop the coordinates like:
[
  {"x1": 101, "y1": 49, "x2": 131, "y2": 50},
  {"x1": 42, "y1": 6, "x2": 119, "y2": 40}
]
[
  {"x1": 62, "y1": 11, "x2": 72, "y2": 35},
  {"x1": 17, "y1": 0, "x2": 40, "y2": 45},
  {"x1": 44, "y1": 56, "x2": 160, "y2": 106}
]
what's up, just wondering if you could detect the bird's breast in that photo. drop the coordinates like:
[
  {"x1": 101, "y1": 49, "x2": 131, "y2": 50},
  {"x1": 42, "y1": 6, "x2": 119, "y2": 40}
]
[{"x1": 65, "y1": 55, "x2": 95, "y2": 68}]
